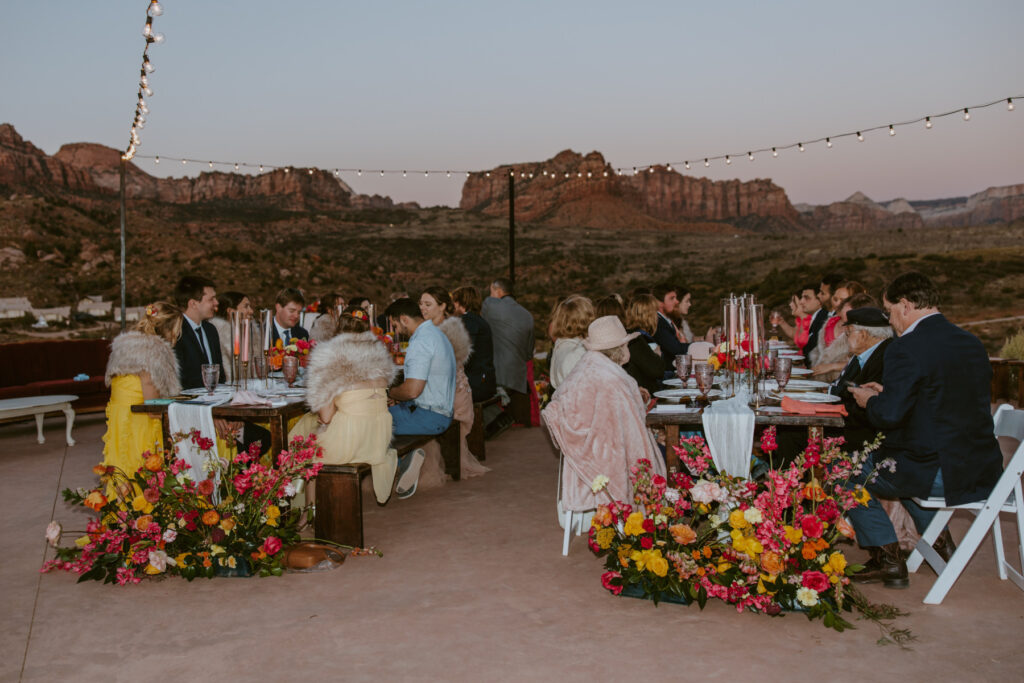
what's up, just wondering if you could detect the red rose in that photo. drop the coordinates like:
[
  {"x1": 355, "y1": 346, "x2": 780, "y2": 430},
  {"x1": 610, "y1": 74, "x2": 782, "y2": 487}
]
[
  {"x1": 197, "y1": 478, "x2": 215, "y2": 497},
  {"x1": 651, "y1": 474, "x2": 666, "y2": 488},
  {"x1": 801, "y1": 570, "x2": 830, "y2": 592},
  {"x1": 143, "y1": 487, "x2": 161, "y2": 504},
  {"x1": 801, "y1": 515, "x2": 824, "y2": 539},
  {"x1": 641, "y1": 536, "x2": 654, "y2": 550},
  {"x1": 816, "y1": 499, "x2": 840, "y2": 523},
  {"x1": 601, "y1": 571, "x2": 623, "y2": 595},
  {"x1": 642, "y1": 518, "x2": 655, "y2": 534},
  {"x1": 263, "y1": 536, "x2": 283, "y2": 556}
]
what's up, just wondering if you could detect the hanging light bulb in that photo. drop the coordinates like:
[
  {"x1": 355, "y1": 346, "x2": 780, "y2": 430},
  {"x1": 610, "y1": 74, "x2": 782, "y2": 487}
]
[
  {"x1": 148, "y1": 1, "x2": 164, "y2": 17},
  {"x1": 424, "y1": 171, "x2": 428, "y2": 177},
  {"x1": 963, "y1": 108, "x2": 970, "y2": 121},
  {"x1": 143, "y1": 57, "x2": 155, "y2": 73},
  {"x1": 143, "y1": 86, "x2": 153, "y2": 97},
  {"x1": 704, "y1": 159, "x2": 709, "y2": 167},
  {"x1": 143, "y1": 21, "x2": 153, "y2": 38},
  {"x1": 771, "y1": 148, "x2": 778, "y2": 158},
  {"x1": 798, "y1": 143, "x2": 804, "y2": 152},
  {"x1": 586, "y1": 171, "x2": 592, "y2": 177},
  {"x1": 235, "y1": 163, "x2": 240, "y2": 171},
  {"x1": 577, "y1": 171, "x2": 582, "y2": 177},
  {"x1": 1008, "y1": 98, "x2": 1015, "y2": 111},
  {"x1": 140, "y1": 74, "x2": 149, "y2": 88},
  {"x1": 826, "y1": 138, "x2": 832, "y2": 148},
  {"x1": 152, "y1": 33, "x2": 165, "y2": 45},
  {"x1": 334, "y1": 169, "x2": 339, "y2": 176},
  {"x1": 357, "y1": 169, "x2": 362, "y2": 176},
  {"x1": 466, "y1": 172, "x2": 470, "y2": 177},
  {"x1": 284, "y1": 168, "x2": 290, "y2": 173},
  {"x1": 889, "y1": 125, "x2": 896, "y2": 136},
  {"x1": 259, "y1": 164, "x2": 264, "y2": 172},
  {"x1": 485, "y1": 171, "x2": 490, "y2": 177},
  {"x1": 208, "y1": 161, "x2": 213, "y2": 168},
  {"x1": 684, "y1": 161, "x2": 690, "y2": 170},
  {"x1": 602, "y1": 170, "x2": 608, "y2": 177},
  {"x1": 154, "y1": 155, "x2": 160, "y2": 164},
  {"x1": 648, "y1": 166, "x2": 654, "y2": 173},
  {"x1": 564, "y1": 172, "x2": 570, "y2": 178},
  {"x1": 747, "y1": 152, "x2": 754, "y2": 161},
  {"x1": 402, "y1": 171, "x2": 407, "y2": 177},
  {"x1": 182, "y1": 159, "x2": 187, "y2": 165},
  {"x1": 725, "y1": 155, "x2": 731, "y2": 165},
  {"x1": 529, "y1": 173, "x2": 534, "y2": 178},
  {"x1": 856, "y1": 132, "x2": 863, "y2": 141},
  {"x1": 380, "y1": 170, "x2": 384, "y2": 176}
]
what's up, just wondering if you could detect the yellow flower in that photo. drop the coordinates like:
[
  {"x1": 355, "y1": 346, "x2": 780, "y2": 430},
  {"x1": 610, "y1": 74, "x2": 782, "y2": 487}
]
[
  {"x1": 131, "y1": 494, "x2": 154, "y2": 514},
  {"x1": 708, "y1": 355, "x2": 721, "y2": 371},
  {"x1": 784, "y1": 525, "x2": 803, "y2": 544},
  {"x1": 631, "y1": 549, "x2": 668, "y2": 576},
  {"x1": 855, "y1": 487, "x2": 872, "y2": 506},
  {"x1": 823, "y1": 551, "x2": 847, "y2": 575},
  {"x1": 757, "y1": 574, "x2": 779, "y2": 595},
  {"x1": 728, "y1": 508, "x2": 749, "y2": 530},
  {"x1": 623, "y1": 512, "x2": 646, "y2": 537},
  {"x1": 717, "y1": 561, "x2": 732, "y2": 574},
  {"x1": 650, "y1": 554, "x2": 669, "y2": 577},
  {"x1": 596, "y1": 527, "x2": 616, "y2": 550},
  {"x1": 210, "y1": 544, "x2": 226, "y2": 556},
  {"x1": 75, "y1": 535, "x2": 90, "y2": 548},
  {"x1": 175, "y1": 552, "x2": 191, "y2": 567},
  {"x1": 144, "y1": 563, "x2": 162, "y2": 575},
  {"x1": 219, "y1": 518, "x2": 236, "y2": 534}
]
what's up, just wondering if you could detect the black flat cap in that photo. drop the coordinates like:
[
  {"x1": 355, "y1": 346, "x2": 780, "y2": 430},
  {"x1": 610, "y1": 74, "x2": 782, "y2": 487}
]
[{"x1": 844, "y1": 307, "x2": 890, "y2": 328}]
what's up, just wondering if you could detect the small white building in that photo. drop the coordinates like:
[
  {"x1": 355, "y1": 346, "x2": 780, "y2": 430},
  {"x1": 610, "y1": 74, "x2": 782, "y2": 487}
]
[
  {"x1": 78, "y1": 298, "x2": 113, "y2": 317},
  {"x1": 0, "y1": 297, "x2": 33, "y2": 319},
  {"x1": 113, "y1": 306, "x2": 145, "y2": 323},
  {"x1": 32, "y1": 306, "x2": 71, "y2": 322}
]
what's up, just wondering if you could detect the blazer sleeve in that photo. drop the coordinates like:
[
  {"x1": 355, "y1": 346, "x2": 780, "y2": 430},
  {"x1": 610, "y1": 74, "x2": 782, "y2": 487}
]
[
  {"x1": 865, "y1": 339, "x2": 923, "y2": 429},
  {"x1": 653, "y1": 317, "x2": 689, "y2": 358},
  {"x1": 629, "y1": 337, "x2": 665, "y2": 382}
]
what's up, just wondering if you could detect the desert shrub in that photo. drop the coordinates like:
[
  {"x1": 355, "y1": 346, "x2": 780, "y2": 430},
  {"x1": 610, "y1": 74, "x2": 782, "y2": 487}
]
[{"x1": 999, "y1": 330, "x2": 1024, "y2": 360}]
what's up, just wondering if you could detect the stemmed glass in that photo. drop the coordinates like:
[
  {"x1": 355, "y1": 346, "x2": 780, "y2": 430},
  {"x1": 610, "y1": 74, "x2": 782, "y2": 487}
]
[
  {"x1": 201, "y1": 364, "x2": 220, "y2": 396},
  {"x1": 282, "y1": 356, "x2": 299, "y2": 388},
  {"x1": 769, "y1": 310, "x2": 783, "y2": 338},
  {"x1": 674, "y1": 354, "x2": 692, "y2": 385},
  {"x1": 774, "y1": 356, "x2": 793, "y2": 393},
  {"x1": 694, "y1": 362, "x2": 714, "y2": 402}
]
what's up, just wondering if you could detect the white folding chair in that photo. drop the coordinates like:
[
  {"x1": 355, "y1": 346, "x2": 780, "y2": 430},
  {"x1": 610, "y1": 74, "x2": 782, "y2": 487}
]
[
  {"x1": 688, "y1": 341, "x2": 713, "y2": 361},
  {"x1": 555, "y1": 451, "x2": 595, "y2": 555},
  {"x1": 907, "y1": 404, "x2": 1024, "y2": 604}
]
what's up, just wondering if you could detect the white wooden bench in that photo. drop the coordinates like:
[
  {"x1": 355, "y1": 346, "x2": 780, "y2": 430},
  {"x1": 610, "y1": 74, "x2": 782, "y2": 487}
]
[{"x1": 0, "y1": 394, "x2": 78, "y2": 445}]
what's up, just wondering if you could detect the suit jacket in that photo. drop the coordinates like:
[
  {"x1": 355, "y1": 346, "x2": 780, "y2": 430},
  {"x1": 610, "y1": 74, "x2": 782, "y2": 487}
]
[
  {"x1": 625, "y1": 331, "x2": 665, "y2": 394},
  {"x1": 866, "y1": 314, "x2": 1002, "y2": 505},
  {"x1": 653, "y1": 314, "x2": 689, "y2": 371},
  {"x1": 481, "y1": 295, "x2": 534, "y2": 393},
  {"x1": 461, "y1": 311, "x2": 497, "y2": 401},
  {"x1": 833, "y1": 337, "x2": 890, "y2": 451},
  {"x1": 175, "y1": 320, "x2": 225, "y2": 390},
  {"x1": 269, "y1": 323, "x2": 309, "y2": 347},
  {"x1": 803, "y1": 309, "x2": 828, "y2": 356}
]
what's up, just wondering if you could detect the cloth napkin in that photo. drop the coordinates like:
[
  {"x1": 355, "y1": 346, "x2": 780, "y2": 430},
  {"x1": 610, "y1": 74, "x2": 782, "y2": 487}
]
[
  {"x1": 230, "y1": 390, "x2": 272, "y2": 406},
  {"x1": 168, "y1": 402, "x2": 220, "y2": 491},
  {"x1": 701, "y1": 393, "x2": 754, "y2": 479},
  {"x1": 780, "y1": 396, "x2": 848, "y2": 416},
  {"x1": 650, "y1": 404, "x2": 700, "y2": 414}
]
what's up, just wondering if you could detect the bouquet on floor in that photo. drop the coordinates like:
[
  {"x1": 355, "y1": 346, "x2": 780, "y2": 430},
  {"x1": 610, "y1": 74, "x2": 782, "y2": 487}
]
[
  {"x1": 590, "y1": 429, "x2": 897, "y2": 633},
  {"x1": 43, "y1": 431, "x2": 323, "y2": 584}
]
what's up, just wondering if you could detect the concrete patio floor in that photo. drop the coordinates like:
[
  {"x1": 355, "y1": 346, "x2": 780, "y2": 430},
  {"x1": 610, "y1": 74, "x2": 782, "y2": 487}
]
[{"x1": 3, "y1": 413, "x2": 1024, "y2": 682}]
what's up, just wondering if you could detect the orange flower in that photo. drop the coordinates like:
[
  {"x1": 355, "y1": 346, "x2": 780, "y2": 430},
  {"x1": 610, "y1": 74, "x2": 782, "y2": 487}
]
[
  {"x1": 703, "y1": 546, "x2": 712, "y2": 559},
  {"x1": 760, "y1": 551, "x2": 784, "y2": 575},
  {"x1": 144, "y1": 453, "x2": 163, "y2": 472},
  {"x1": 669, "y1": 524, "x2": 697, "y2": 545},
  {"x1": 836, "y1": 518, "x2": 856, "y2": 539},
  {"x1": 201, "y1": 510, "x2": 221, "y2": 526},
  {"x1": 83, "y1": 490, "x2": 107, "y2": 511},
  {"x1": 203, "y1": 557, "x2": 212, "y2": 568},
  {"x1": 591, "y1": 505, "x2": 613, "y2": 528},
  {"x1": 696, "y1": 567, "x2": 706, "y2": 576},
  {"x1": 801, "y1": 545, "x2": 818, "y2": 560},
  {"x1": 134, "y1": 515, "x2": 154, "y2": 532},
  {"x1": 92, "y1": 464, "x2": 109, "y2": 476},
  {"x1": 802, "y1": 483, "x2": 826, "y2": 502}
]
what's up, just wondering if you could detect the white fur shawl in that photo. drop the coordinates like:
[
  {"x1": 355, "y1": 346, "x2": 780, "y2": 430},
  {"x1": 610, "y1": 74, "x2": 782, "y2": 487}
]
[
  {"x1": 304, "y1": 331, "x2": 397, "y2": 413},
  {"x1": 439, "y1": 316, "x2": 473, "y2": 367},
  {"x1": 105, "y1": 331, "x2": 181, "y2": 397}
]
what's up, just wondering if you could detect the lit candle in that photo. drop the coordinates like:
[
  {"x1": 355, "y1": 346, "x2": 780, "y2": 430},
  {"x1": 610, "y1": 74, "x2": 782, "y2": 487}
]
[{"x1": 231, "y1": 311, "x2": 240, "y2": 356}]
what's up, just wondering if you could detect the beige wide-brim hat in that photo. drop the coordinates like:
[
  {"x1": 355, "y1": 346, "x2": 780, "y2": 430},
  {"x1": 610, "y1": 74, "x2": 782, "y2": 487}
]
[{"x1": 584, "y1": 315, "x2": 640, "y2": 351}]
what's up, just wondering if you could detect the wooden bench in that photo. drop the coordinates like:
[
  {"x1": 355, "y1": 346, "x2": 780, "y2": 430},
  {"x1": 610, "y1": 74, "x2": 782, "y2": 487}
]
[
  {"x1": 468, "y1": 394, "x2": 501, "y2": 461},
  {"x1": 393, "y1": 418, "x2": 461, "y2": 481}
]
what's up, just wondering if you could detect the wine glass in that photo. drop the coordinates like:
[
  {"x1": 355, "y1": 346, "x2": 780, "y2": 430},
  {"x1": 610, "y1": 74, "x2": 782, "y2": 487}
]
[
  {"x1": 774, "y1": 356, "x2": 793, "y2": 393},
  {"x1": 252, "y1": 352, "x2": 268, "y2": 388},
  {"x1": 674, "y1": 354, "x2": 692, "y2": 384},
  {"x1": 282, "y1": 356, "x2": 299, "y2": 388},
  {"x1": 769, "y1": 310, "x2": 783, "y2": 338},
  {"x1": 694, "y1": 362, "x2": 714, "y2": 401},
  {"x1": 201, "y1": 364, "x2": 220, "y2": 396}
]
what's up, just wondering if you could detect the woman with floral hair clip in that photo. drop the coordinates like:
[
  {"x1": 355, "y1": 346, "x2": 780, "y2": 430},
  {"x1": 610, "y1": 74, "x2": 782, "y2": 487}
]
[{"x1": 101, "y1": 301, "x2": 183, "y2": 485}]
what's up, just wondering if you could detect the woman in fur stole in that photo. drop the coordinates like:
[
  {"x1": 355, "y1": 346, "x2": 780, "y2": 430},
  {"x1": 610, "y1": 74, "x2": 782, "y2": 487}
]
[
  {"x1": 102, "y1": 301, "x2": 182, "y2": 478},
  {"x1": 419, "y1": 287, "x2": 490, "y2": 479},
  {"x1": 290, "y1": 309, "x2": 399, "y2": 503}
]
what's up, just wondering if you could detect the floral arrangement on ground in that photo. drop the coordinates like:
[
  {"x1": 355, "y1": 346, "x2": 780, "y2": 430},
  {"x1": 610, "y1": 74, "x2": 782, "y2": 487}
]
[
  {"x1": 589, "y1": 429, "x2": 912, "y2": 644},
  {"x1": 43, "y1": 432, "x2": 336, "y2": 584}
]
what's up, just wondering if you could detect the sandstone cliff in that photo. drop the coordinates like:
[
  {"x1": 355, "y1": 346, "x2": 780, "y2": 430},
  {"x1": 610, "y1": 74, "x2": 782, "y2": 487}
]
[
  {"x1": 914, "y1": 184, "x2": 1024, "y2": 227},
  {"x1": 799, "y1": 192, "x2": 925, "y2": 232}
]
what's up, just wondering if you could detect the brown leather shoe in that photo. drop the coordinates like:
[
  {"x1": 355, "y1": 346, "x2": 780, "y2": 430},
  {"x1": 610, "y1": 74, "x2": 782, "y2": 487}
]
[
  {"x1": 933, "y1": 528, "x2": 956, "y2": 563},
  {"x1": 852, "y1": 543, "x2": 909, "y2": 588}
]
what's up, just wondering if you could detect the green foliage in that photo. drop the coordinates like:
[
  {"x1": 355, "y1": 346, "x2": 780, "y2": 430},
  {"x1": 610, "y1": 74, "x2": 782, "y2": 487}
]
[{"x1": 999, "y1": 329, "x2": 1024, "y2": 360}]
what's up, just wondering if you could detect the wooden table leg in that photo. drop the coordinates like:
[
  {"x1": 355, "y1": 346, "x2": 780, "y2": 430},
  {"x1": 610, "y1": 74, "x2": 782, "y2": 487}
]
[
  {"x1": 665, "y1": 425, "x2": 681, "y2": 471},
  {"x1": 269, "y1": 416, "x2": 284, "y2": 459},
  {"x1": 161, "y1": 412, "x2": 172, "y2": 451}
]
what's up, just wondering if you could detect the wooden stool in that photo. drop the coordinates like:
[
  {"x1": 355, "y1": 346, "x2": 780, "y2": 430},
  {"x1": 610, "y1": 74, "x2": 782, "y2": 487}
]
[
  {"x1": 315, "y1": 463, "x2": 372, "y2": 547},
  {"x1": 468, "y1": 395, "x2": 501, "y2": 461}
]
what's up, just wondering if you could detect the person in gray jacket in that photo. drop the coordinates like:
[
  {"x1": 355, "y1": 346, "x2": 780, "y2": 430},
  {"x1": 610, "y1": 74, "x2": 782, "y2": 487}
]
[{"x1": 481, "y1": 278, "x2": 535, "y2": 426}]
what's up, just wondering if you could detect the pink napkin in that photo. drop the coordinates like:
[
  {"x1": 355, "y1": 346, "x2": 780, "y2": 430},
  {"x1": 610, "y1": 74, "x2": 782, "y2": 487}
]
[
  {"x1": 780, "y1": 396, "x2": 848, "y2": 417},
  {"x1": 229, "y1": 391, "x2": 272, "y2": 407}
]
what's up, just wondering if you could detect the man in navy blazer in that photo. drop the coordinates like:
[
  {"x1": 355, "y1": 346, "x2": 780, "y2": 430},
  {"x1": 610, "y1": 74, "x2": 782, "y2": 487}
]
[
  {"x1": 651, "y1": 283, "x2": 689, "y2": 371},
  {"x1": 268, "y1": 288, "x2": 310, "y2": 347},
  {"x1": 848, "y1": 272, "x2": 1003, "y2": 587}
]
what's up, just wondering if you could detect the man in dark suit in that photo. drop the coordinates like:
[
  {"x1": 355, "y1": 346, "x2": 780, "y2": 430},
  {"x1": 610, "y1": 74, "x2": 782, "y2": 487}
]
[
  {"x1": 651, "y1": 283, "x2": 689, "y2": 372},
  {"x1": 269, "y1": 288, "x2": 309, "y2": 347},
  {"x1": 481, "y1": 277, "x2": 534, "y2": 425},
  {"x1": 827, "y1": 307, "x2": 893, "y2": 451},
  {"x1": 848, "y1": 273, "x2": 1003, "y2": 587},
  {"x1": 451, "y1": 286, "x2": 497, "y2": 402},
  {"x1": 799, "y1": 283, "x2": 828, "y2": 355}
]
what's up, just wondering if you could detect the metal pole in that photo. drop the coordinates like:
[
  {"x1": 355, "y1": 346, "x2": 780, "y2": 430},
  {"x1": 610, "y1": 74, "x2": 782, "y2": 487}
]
[
  {"x1": 508, "y1": 173, "x2": 515, "y2": 288},
  {"x1": 119, "y1": 158, "x2": 127, "y2": 332}
]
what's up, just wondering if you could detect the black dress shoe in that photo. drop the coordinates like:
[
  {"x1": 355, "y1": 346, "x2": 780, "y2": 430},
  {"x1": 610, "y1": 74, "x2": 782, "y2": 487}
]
[
  {"x1": 852, "y1": 543, "x2": 909, "y2": 588},
  {"x1": 932, "y1": 528, "x2": 956, "y2": 563}
]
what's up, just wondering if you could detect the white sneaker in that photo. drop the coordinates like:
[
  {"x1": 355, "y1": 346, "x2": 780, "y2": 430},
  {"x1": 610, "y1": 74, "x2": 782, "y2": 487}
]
[{"x1": 396, "y1": 448, "x2": 426, "y2": 498}]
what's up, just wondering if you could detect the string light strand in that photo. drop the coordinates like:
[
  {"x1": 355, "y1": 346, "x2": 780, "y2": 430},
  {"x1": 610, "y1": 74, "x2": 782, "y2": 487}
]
[{"x1": 122, "y1": 1, "x2": 164, "y2": 161}]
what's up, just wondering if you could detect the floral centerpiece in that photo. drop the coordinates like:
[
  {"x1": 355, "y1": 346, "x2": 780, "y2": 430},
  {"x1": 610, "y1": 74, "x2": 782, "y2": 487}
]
[
  {"x1": 589, "y1": 429, "x2": 910, "y2": 641},
  {"x1": 43, "y1": 432, "x2": 323, "y2": 584},
  {"x1": 267, "y1": 337, "x2": 315, "y2": 370}
]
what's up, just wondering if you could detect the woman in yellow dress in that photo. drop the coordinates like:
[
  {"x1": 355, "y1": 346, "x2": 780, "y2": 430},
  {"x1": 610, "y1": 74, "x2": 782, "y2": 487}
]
[
  {"x1": 290, "y1": 309, "x2": 398, "y2": 503},
  {"x1": 102, "y1": 302, "x2": 182, "y2": 480}
]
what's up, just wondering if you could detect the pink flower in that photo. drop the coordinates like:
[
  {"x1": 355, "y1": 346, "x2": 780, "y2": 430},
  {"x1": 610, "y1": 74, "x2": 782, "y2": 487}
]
[
  {"x1": 690, "y1": 480, "x2": 724, "y2": 504},
  {"x1": 801, "y1": 515, "x2": 824, "y2": 539},
  {"x1": 601, "y1": 571, "x2": 623, "y2": 595},
  {"x1": 197, "y1": 478, "x2": 215, "y2": 497},
  {"x1": 801, "y1": 570, "x2": 830, "y2": 593},
  {"x1": 816, "y1": 499, "x2": 840, "y2": 523},
  {"x1": 263, "y1": 536, "x2": 283, "y2": 556},
  {"x1": 143, "y1": 487, "x2": 161, "y2": 504},
  {"x1": 45, "y1": 521, "x2": 62, "y2": 547}
]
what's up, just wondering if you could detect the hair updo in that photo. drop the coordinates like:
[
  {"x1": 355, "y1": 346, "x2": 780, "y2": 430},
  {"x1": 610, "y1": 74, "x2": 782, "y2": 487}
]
[{"x1": 137, "y1": 301, "x2": 183, "y2": 344}]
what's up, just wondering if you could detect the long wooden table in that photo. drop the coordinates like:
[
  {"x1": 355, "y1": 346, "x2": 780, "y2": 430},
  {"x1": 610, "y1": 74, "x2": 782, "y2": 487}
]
[
  {"x1": 131, "y1": 398, "x2": 308, "y2": 457},
  {"x1": 646, "y1": 408, "x2": 844, "y2": 470}
]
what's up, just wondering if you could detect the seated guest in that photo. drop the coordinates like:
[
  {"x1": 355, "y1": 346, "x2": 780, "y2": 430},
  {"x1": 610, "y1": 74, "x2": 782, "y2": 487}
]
[
  {"x1": 385, "y1": 298, "x2": 457, "y2": 496},
  {"x1": 817, "y1": 272, "x2": 846, "y2": 316},
  {"x1": 542, "y1": 316, "x2": 666, "y2": 513},
  {"x1": 770, "y1": 292, "x2": 811, "y2": 348},
  {"x1": 210, "y1": 291, "x2": 252, "y2": 382},
  {"x1": 451, "y1": 285, "x2": 497, "y2": 402},
  {"x1": 809, "y1": 280, "x2": 866, "y2": 366},
  {"x1": 102, "y1": 301, "x2": 182, "y2": 488},
  {"x1": 827, "y1": 307, "x2": 892, "y2": 450},
  {"x1": 799, "y1": 283, "x2": 828, "y2": 354},
  {"x1": 309, "y1": 292, "x2": 345, "y2": 342},
  {"x1": 673, "y1": 286, "x2": 715, "y2": 344},
  {"x1": 482, "y1": 277, "x2": 535, "y2": 425},
  {"x1": 290, "y1": 309, "x2": 398, "y2": 504},
  {"x1": 623, "y1": 294, "x2": 665, "y2": 395},
  {"x1": 652, "y1": 283, "x2": 689, "y2": 371},
  {"x1": 848, "y1": 272, "x2": 1004, "y2": 587},
  {"x1": 811, "y1": 291, "x2": 874, "y2": 380},
  {"x1": 548, "y1": 295, "x2": 594, "y2": 389},
  {"x1": 269, "y1": 287, "x2": 310, "y2": 346},
  {"x1": 595, "y1": 295, "x2": 625, "y2": 322}
]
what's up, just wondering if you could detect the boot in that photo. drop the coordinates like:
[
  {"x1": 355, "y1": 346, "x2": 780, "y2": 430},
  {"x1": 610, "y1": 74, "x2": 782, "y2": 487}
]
[
  {"x1": 852, "y1": 542, "x2": 909, "y2": 588},
  {"x1": 932, "y1": 528, "x2": 956, "y2": 563}
]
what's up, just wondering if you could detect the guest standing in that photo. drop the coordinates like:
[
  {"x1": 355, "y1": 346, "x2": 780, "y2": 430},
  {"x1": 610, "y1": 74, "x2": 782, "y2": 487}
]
[
  {"x1": 481, "y1": 277, "x2": 535, "y2": 425},
  {"x1": 547, "y1": 295, "x2": 594, "y2": 389},
  {"x1": 451, "y1": 286, "x2": 497, "y2": 402}
]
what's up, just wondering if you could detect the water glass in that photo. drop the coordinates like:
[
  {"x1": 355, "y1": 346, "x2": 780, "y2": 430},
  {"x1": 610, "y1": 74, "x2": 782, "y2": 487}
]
[
  {"x1": 674, "y1": 354, "x2": 692, "y2": 382},
  {"x1": 694, "y1": 362, "x2": 714, "y2": 399},
  {"x1": 774, "y1": 356, "x2": 793, "y2": 392},
  {"x1": 282, "y1": 356, "x2": 299, "y2": 387},
  {"x1": 201, "y1": 364, "x2": 220, "y2": 396}
]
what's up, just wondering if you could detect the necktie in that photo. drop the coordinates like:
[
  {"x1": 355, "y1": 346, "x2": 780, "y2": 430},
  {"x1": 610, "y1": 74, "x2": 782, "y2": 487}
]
[{"x1": 195, "y1": 325, "x2": 211, "y2": 364}]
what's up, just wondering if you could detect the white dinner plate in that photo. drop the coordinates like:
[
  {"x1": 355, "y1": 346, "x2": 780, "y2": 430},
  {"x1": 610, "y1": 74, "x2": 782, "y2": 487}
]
[
  {"x1": 182, "y1": 387, "x2": 233, "y2": 397},
  {"x1": 654, "y1": 388, "x2": 721, "y2": 401},
  {"x1": 779, "y1": 353, "x2": 804, "y2": 360},
  {"x1": 662, "y1": 378, "x2": 696, "y2": 388},
  {"x1": 790, "y1": 368, "x2": 813, "y2": 376},
  {"x1": 783, "y1": 379, "x2": 830, "y2": 391},
  {"x1": 776, "y1": 391, "x2": 841, "y2": 403}
]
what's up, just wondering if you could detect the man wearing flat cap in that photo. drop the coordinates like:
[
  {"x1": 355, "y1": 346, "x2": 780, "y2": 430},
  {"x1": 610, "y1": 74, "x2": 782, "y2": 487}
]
[
  {"x1": 847, "y1": 272, "x2": 1003, "y2": 588},
  {"x1": 828, "y1": 307, "x2": 893, "y2": 432}
]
